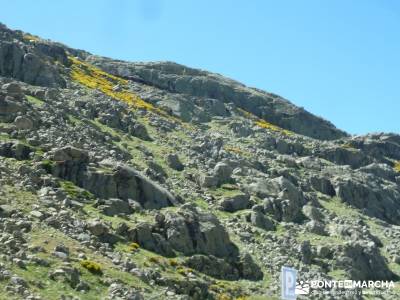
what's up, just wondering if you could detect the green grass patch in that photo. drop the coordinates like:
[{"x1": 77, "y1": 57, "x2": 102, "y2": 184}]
[
  {"x1": 40, "y1": 159, "x2": 55, "y2": 173},
  {"x1": 26, "y1": 95, "x2": 44, "y2": 107},
  {"x1": 60, "y1": 180, "x2": 94, "y2": 201},
  {"x1": 0, "y1": 185, "x2": 38, "y2": 213},
  {"x1": 194, "y1": 198, "x2": 209, "y2": 209},
  {"x1": 319, "y1": 196, "x2": 360, "y2": 219},
  {"x1": 328, "y1": 269, "x2": 347, "y2": 280},
  {"x1": 67, "y1": 114, "x2": 84, "y2": 126}
]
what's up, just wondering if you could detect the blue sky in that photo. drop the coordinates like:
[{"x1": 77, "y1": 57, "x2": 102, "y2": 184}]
[{"x1": 1, "y1": 0, "x2": 399, "y2": 134}]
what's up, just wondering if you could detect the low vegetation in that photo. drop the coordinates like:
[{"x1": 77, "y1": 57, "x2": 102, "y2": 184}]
[
  {"x1": 80, "y1": 260, "x2": 103, "y2": 275},
  {"x1": 237, "y1": 108, "x2": 292, "y2": 135}
]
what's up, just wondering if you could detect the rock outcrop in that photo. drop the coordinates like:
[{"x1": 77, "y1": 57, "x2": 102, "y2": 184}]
[
  {"x1": 51, "y1": 146, "x2": 178, "y2": 209},
  {"x1": 86, "y1": 56, "x2": 348, "y2": 140}
]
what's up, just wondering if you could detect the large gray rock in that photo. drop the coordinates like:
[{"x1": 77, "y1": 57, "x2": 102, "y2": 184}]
[
  {"x1": 14, "y1": 116, "x2": 34, "y2": 130},
  {"x1": 358, "y1": 163, "x2": 397, "y2": 182},
  {"x1": 348, "y1": 133, "x2": 400, "y2": 162},
  {"x1": 87, "y1": 220, "x2": 109, "y2": 236},
  {"x1": 219, "y1": 192, "x2": 249, "y2": 212},
  {"x1": 247, "y1": 178, "x2": 278, "y2": 198},
  {"x1": 236, "y1": 252, "x2": 264, "y2": 280},
  {"x1": 305, "y1": 220, "x2": 327, "y2": 236},
  {"x1": 0, "y1": 95, "x2": 25, "y2": 121},
  {"x1": 318, "y1": 146, "x2": 372, "y2": 169},
  {"x1": 125, "y1": 207, "x2": 239, "y2": 260},
  {"x1": 51, "y1": 148, "x2": 177, "y2": 209},
  {"x1": 334, "y1": 177, "x2": 400, "y2": 225},
  {"x1": 0, "y1": 40, "x2": 66, "y2": 87},
  {"x1": 309, "y1": 175, "x2": 335, "y2": 196},
  {"x1": 250, "y1": 210, "x2": 275, "y2": 231},
  {"x1": 212, "y1": 162, "x2": 233, "y2": 186},
  {"x1": 183, "y1": 255, "x2": 239, "y2": 280},
  {"x1": 83, "y1": 166, "x2": 177, "y2": 209},
  {"x1": 229, "y1": 121, "x2": 253, "y2": 137},
  {"x1": 53, "y1": 146, "x2": 89, "y2": 163},
  {"x1": 166, "y1": 153, "x2": 184, "y2": 171},
  {"x1": 99, "y1": 198, "x2": 133, "y2": 216},
  {"x1": 254, "y1": 177, "x2": 306, "y2": 222},
  {"x1": 0, "y1": 141, "x2": 33, "y2": 160},
  {"x1": 129, "y1": 123, "x2": 151, "y2": 141},
  {"x1": 2, "y1": 83, "x2": 22, "y2": 95},
  {"x1": 335, "y1": 241, "x2": 396, "y2": 281},
  {"x1": 198, "y1": 173, "x2": 218, "y2": 188},
  {"x1": 127, "y1": 222, "x2": 174, "y2": 256},
  {"x1": 302, "y1": 204, "x2": 324, "y2": 222},
  {"x1": 0, "y1": 204, "x2": 14, "y2": 218},
  {"x1": 163, "y1": 208, "x2": 237, "y2": 258},
  {"x1": 199, "y1": 98, "x2": 229, "y2": 116}
]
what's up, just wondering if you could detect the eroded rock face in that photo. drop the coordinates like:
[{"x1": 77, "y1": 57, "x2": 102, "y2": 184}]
[
  {"x1": 0, "y1": 83, "x2": 26, "y2": 122},
  {"x1": 0, "y1": 41, "x2": 66, "y2": 87},
  {"x1": 249, "y1": 176, "x2": 306, "y2": 222},
  {"x1": 250, "y1": 210, "x2": 275, "y2": 231},
  {"x1": 123, "y1": 206, "x2": 262, "y2": 281},
  {"x1": 0, "y1": 141, "x2": 33, "y2": 160},
  {"x1": 317, "y1": 146, "x2": 373, "y2": 168},
  {"x1": 163, "y1": 207, "x2": 237, "y2": 258},
  {"x1": 335, "y1": 241, "x2": 397, "y2": 281},
  {"x1": 349, "y1": 133, "x2": 400, "y2": 162},
  {"x1": 183, "y1": 254, "x2": 239, "y2": 280},
  {"x1": 123, "y1": 207, "x2": 238, "y2": 258},
  {"x1": 86, "y1": 56, "x2": 348, "y2": 140},
  {"x1": 51, "y1": 146, "x2": 177, "y2": 209},
  {"x1": 53, "y1": 146, "x2": 89, "y2": 163},
  {"x1": 183, "y1": 252, "x2": 263, "y2": 281},
  {"x1": 308, "y1": 175, "x2": 336, "y2": 196},
  {"x1": 334, "y1": 177, "x2": 400, "y2": 225},
  {"x1": 359, "y1": 163, "x2": 397, "y2": 182}
]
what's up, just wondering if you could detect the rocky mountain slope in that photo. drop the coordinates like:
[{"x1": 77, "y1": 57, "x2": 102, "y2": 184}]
[{"x1": 0, "y1": 23, "x2": 400, "y2": 300}]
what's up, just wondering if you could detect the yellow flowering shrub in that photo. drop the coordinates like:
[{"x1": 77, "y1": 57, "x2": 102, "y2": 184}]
[
  {"x1": 23, "y1": 34, "x2": 39, "y2": 42},
  {"x1": 128, "y1": 242, "x2": 140, "y2": 252},
  {"x1": 80, "y1": 260, "x2": 102, "y2": 275},
  {"x1": 148, "y1": 256, "x2": 161, "y2": 264},
  {"x1": 394, "y1": 161, "x2": 400, "y2": 173},
  {"x1": 216, "y1": 294, "x2": 231, "y2": 300},
  {"x1": 70, "y1": 57, "x2": 154, "y2": 109},
  {"x1": 224, "y1": 146, "x2": 244, "y2": 154},
  {"x1": 168, "y1": 259, "x2": 179, "y2": 267},
  {"x1": 237, "y1": 108, "x2": 291, "y2": 135}
]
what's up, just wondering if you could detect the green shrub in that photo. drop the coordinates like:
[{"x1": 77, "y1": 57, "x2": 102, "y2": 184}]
[
  {"x1": 41, "y1": 159, "x2": 54, "y2": 173},
  {"x1": 168, "y1": 259, "x2": 178, "y2": 267},
  {"x1": 128, "y1": 242, "x2": 140, "y2": 252},
  {"x1": 216, "y1": 293, "x2": 231, "y2": 300},
  {"x1": 60, "y1": 180, "x2": 94, "y2": 200},
  {"x1": 394, "y1": 161, "x2": 400, "y2": 173},
  {"x1": 176, "y1": 266, "x2": 193, "y2": 276},
  {"x1": 148, "y1": 256, "x2": 160, "y2": 264},
  {"x1": 177, "y1": 267, "x2": 186, "y2": 276},
  {"x1": 80, "y1": 260, "x2": 102, "y2": 275}
]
